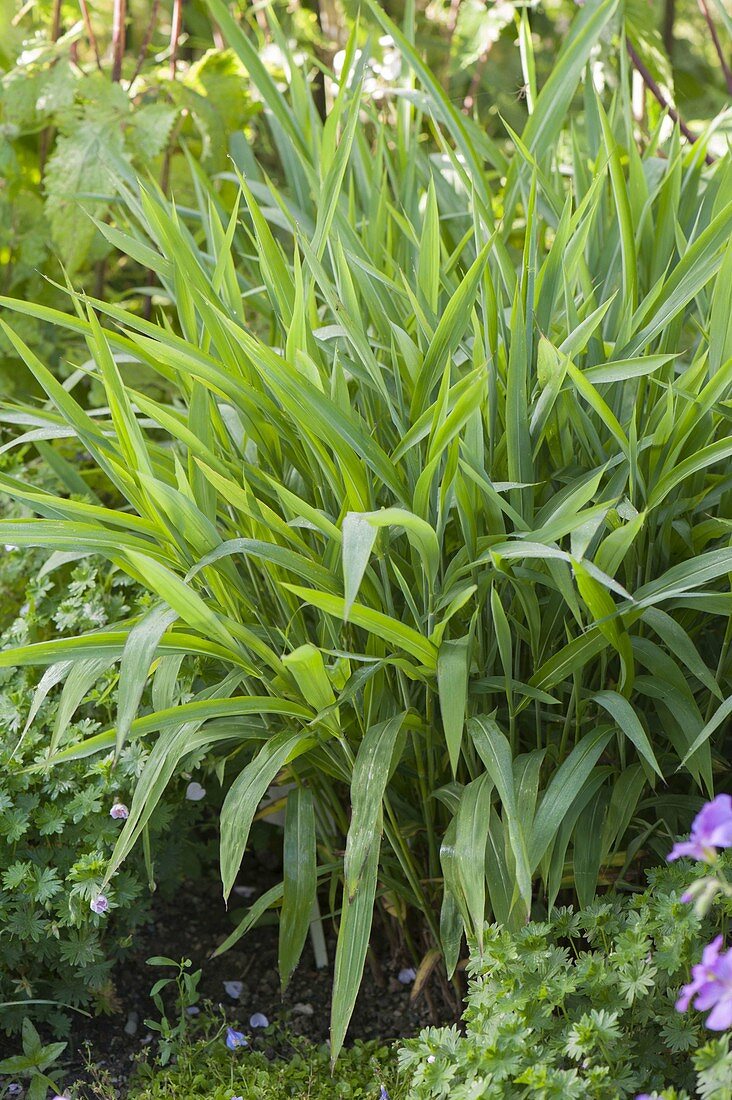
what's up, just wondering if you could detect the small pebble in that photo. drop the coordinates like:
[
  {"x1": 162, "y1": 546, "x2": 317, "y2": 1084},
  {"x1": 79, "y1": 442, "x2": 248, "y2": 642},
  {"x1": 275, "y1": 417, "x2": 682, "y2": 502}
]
[
  {"x1": 293, "y1": 1002, "x2": 314, "y2": 1016},
  {"x1": 124, "y1": 1011, "x2": 139, "y2": 1036},
  {"x1": 233, "y1": 885, "x2": 256, "y2": 898}
]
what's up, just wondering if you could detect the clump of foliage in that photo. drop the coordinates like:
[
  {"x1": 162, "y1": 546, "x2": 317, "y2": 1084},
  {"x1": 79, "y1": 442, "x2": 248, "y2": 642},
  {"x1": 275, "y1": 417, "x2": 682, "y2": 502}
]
[
  {"x1": 129, "y1": 1034, "x2": 403, "y2": 1100},
  {"x1": 0, "y1": 0, "x2": 730, "y2": 1061},
  {"x1": 400, "y1": 861, "x2": 732, "y2": 1098},
  {"x1": 0, "y1": 0, "x2": 258, "y2": 395},
  {"x1": 0, "y1": 456, "x2": 205, "y2": 1036},
  {"x1": 0, "y1": 1017, "x2": 66, "y2": 1100}
]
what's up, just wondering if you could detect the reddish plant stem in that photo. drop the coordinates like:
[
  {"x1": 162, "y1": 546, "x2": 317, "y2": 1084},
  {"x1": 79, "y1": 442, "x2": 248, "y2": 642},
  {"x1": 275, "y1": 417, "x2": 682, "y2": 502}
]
[
  {"x1": 78, "y1": 0, "x2": 103, "y2": 71},
  {"x1": 463, "y1": 46, "x2": 491, "y2": 113},
  {"x1": 662, "y1": 0, "x2": 676, "y2": 57},
  {"x1": 130, "y1": 0, "x2": 160, "y2": 84},
  {"x1": 145, "y1": 0, "x2": 183, "y2": 318},
  {"x1": 50, "y1": 0, "x2": 62, "y2": 40},
  {"x1": 97, "y1": 0, "x2": 127, "y2": 300},
  {"x1": 697, "y1": 0, "x2": 732, "y2": 95},
  {"x1": 168, "y1": 0, "x2": 183, "y2": 81},
  {"x1": 111, "y1": 0, "x2": 127, "y2": 83},
  {"x1": 446, "y1": 0, "x2": 461, "y2": 36},
  {"x1": 625, "y1": 39, "x2": 714, "y2": 165},
  {"x1": 39, "y1": 0, "x2": 63, "y2": 176},
  {"x1": 160, "y1": 0, "x2": 183, "y2": 196}
]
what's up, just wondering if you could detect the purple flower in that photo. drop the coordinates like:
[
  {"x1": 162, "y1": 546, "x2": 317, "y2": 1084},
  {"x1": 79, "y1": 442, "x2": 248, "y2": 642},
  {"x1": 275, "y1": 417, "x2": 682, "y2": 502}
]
[
  {"x1": 225, "y1": 1026, "x2": 247, "y2": 1050},
  {"x1": 249, "y1": 1012, "x2": 269, "y2": 1028},
  {"x1": 398, "y1": 967, "x2": 416, "y2": 984},
  {"x1": 90, "y1": 894, "x2": 109, "y2": 915},
  {"x1": 186, "y1": 781, "x2": 206, "y2": 801},
  {"x1": 223, "y1": 980, "x2": 243, "y2": 999},
  {"x1": 110, "y1": 802, "x2": 129, "y2": 820},
  {"x1": 677, "y1": 935, "x2": 732, "y2": 1029},
  {"x1": 380, "y1": 1089, "x2": 390, "y2": 1100},
  {"x1": 668, "y1": 795, "x2": 732, "y2": 863}
]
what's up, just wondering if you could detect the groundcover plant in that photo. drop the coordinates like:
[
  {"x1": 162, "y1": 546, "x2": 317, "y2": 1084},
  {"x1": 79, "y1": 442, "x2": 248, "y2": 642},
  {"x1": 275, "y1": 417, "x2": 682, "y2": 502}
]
[
  {"x1": 0, "y1": 0, "x2": 730, "y2": 1059},
  {"x1": 0, "y1": 457, "x2": 206, "y2": 1035}
]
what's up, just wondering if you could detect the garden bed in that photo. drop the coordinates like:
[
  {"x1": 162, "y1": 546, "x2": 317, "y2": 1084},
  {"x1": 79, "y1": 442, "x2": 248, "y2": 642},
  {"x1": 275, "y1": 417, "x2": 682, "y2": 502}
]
[{"x1": 3, "y1": 869, "x2": 451, "y2": 1095}]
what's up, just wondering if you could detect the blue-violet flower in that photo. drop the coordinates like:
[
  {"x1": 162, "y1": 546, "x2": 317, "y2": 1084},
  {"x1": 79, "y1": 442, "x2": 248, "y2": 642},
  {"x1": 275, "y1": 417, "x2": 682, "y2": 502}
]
[
  {"x1": 225, "y1": 1026, "x2": 247, "y2": 1050},
  {"x1": 677, "y1": 934, "x2": 732, "y2": 1029},
  {"x1": 668, "y1": 795, "x2": 732, "y2": 863}
]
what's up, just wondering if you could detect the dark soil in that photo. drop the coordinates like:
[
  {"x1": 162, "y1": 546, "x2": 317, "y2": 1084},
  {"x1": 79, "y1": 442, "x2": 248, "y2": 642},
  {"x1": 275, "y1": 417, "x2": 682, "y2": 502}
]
[{"x1": 10, "y1": 863, "x2": 457, "y2": 1097}]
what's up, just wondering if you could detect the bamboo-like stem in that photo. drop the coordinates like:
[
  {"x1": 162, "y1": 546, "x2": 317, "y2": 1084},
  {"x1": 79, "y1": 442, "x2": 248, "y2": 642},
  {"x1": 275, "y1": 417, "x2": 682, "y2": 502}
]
[
  {"x1": 625, "y1": 38, "x2": 714, "y2": 165},
  {"x1": 698, "y1": 0, "x2": 732, "y2": 94}
]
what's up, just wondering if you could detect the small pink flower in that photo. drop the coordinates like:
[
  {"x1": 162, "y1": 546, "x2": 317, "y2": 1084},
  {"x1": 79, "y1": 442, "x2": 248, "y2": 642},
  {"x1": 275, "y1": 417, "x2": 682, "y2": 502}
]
[
  {"x1": 110, "y1": 802, "x2": 129, "y2": 820},
  {"x1": 90, "y1": 894, "x2": 109, "y2": 915}
]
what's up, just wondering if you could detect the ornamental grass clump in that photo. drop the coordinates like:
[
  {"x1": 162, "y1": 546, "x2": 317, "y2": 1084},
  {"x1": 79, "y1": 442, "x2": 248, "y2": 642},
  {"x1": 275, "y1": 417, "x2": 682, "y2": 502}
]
[{"x1": 0, "y1": 0, "x2": 730, "y2": 1056}]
